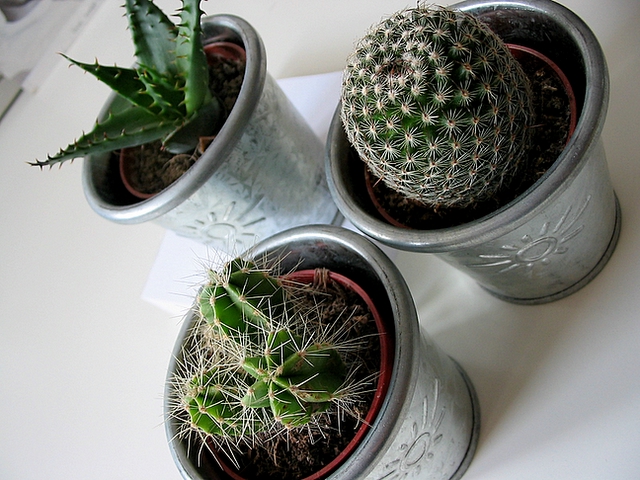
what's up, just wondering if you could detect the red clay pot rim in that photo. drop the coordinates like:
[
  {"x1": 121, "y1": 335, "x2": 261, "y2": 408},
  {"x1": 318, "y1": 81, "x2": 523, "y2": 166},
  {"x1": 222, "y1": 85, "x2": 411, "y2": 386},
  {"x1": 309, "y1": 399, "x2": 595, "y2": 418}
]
[
  {"x1": 213, "y1": 268, "x2": 393, "y2": 480},
  {"x1": 203, "y1": 40, "x2": 247, "y2": 64},
  {"x1": 365, "y1": 43, "x2": 578, "y2": 230},
  {"x1": 506, "y1": 43, "x2": 577, "y2": 136},
  {"x1": 119, "y1": 148, "x2": 155, "y2": 199}
]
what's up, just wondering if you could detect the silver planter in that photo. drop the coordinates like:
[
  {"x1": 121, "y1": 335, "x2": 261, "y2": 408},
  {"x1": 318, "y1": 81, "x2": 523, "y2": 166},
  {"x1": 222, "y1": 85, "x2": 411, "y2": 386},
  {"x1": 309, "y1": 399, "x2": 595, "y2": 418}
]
[
  {"x1": 83, "y1": 14, "x2": 339, "y2": 252},
  {"x1": 326, "y1": 0, "x2": 621, "y2": 304},
  {"x1": 164, "y1": 225, "x2": 480, "y2": 480}
]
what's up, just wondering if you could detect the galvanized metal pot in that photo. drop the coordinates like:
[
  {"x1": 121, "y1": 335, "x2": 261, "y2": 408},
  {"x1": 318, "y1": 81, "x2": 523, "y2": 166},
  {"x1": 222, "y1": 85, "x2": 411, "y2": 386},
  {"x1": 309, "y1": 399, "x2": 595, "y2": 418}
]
[
  {"x1": 164, "y1": 225, "x2": 480, "y2": 480},
  {"x1": 83, "y1": 14, "x2": 339, "y2": 252},
  {"x1": 326, "y1": 0, "x2": 621, "y2": 304}
]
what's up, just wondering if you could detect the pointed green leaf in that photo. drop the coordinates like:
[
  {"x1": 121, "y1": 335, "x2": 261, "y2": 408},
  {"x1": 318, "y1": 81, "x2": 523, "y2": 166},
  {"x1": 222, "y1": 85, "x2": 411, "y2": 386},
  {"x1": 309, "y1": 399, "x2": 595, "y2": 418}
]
[
  {"x1": 61, "y1": 55, "x2": 158, "y2": 113},
  {"x1": 175, "y1": 0, "x2": 210, "y2": 115},
  {"x1": 125, "y1": 0, "x2": 177, "y2": 77},
  {"x1": 137, "y1": 67, "x2": 186, "y2": 118},
  {"x1": 163, "y1": 97, "x2": 222, "y2": 153},
  {"x1": 32, "y1": 104, "x2": 180, "y2": 167}
]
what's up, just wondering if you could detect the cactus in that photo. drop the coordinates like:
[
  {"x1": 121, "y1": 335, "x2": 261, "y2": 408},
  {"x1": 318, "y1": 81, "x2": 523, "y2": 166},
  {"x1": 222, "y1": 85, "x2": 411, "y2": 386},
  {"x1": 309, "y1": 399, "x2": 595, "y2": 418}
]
[
  {"x1": 340, "y1": 5, "x2": 533, "y2": 209},
  {"x1": 32, "y1": 0, "x2": 225, "y2": 168},
  {"x1": 177, "y1": 258, "x2": 361, "y2": 445}
]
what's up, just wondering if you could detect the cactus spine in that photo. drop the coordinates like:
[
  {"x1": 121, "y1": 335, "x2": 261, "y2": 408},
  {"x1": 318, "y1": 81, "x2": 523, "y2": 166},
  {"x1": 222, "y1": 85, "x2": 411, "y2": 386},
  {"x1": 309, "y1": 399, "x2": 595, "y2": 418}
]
[
  {"x1": 173, "y1": 257, "x2": 369, "y2": 451},
  {"x1": 33, "y1": 0, "x2": 224, "y2": 168},
  {"x1": 341, "y1": 5, "x2": 533, "y2": 209}
]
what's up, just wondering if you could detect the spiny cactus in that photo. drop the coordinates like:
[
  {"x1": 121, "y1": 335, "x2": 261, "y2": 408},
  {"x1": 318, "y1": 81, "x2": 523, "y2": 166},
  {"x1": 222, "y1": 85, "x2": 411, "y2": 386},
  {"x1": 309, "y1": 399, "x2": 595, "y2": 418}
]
[
  {"x1": 197, "y1": 258, "x2": 286, "y2": 339},
  {"x1": 341, "y1": 5, "x2": 533, "y2": 209},
  {"x1": 32, "y1": 0, "x2": 223, "y2": 168},
  {"x1": 177, "y1": 258, "x2": 360, "y2": 444},
  {"x1": 184, "y1": 366, "x2": 257, "y2": 437}
]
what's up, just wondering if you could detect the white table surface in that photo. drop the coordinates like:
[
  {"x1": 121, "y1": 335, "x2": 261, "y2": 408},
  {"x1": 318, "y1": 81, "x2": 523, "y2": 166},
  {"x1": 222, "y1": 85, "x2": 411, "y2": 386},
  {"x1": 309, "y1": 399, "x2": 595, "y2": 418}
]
[{"x1": 1, "y1": 1, "x2": 639, "y2": 479}]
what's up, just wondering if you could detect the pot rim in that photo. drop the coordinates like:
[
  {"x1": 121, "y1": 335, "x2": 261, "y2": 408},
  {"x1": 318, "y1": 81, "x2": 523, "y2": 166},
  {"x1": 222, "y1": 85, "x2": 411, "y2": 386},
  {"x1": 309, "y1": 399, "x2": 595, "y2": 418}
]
[
  {"x1": 326, "y1": 0, "x2": 609, "y2": 252},
  {"x1": 82, "y1": 14, "x2": 267, "y2": 223},
  {"x1": 164, "y1": 225, "x2": 420, "y2": 479}
]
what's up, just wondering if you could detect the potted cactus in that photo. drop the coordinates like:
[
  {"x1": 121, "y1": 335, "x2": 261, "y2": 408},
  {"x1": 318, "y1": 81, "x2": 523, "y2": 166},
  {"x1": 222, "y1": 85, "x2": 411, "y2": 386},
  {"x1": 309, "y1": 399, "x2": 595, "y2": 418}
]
[
  {"x1": 326, "y1": 0, "x2": 620, "y2": 304},
  {"x1": 33, "y1": 0, "x2": 338, "y2": 251},
  {"x1": 165, "y1": 225, "x2": 480, "y2": 480}
]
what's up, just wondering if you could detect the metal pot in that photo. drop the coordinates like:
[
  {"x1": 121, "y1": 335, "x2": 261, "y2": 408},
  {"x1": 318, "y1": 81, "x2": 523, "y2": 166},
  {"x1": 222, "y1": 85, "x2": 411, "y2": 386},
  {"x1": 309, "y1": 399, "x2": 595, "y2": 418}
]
[
  {"x1": 83, "y1": 14, "x2": 339, "y2": 252},
  {"x1": 164, "y1": 225, "x2": 480, "y2": 480},
  {"x1": 326, "y1": 0, "x2": 621, "y2": 304}
]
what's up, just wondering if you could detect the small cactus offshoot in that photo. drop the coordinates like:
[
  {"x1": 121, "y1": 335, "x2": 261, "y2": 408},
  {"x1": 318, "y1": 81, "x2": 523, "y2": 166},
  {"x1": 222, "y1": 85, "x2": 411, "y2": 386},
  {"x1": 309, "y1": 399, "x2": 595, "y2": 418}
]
[
  {"x1": 341, "y1": 5, "x2": 533, "y2": 209},
  {"x1": 32, "y1": 0, "x2": 225, "y2": 168},
  {"x1": 170, "y1": 257, "x2": 378, "y2": 457}
]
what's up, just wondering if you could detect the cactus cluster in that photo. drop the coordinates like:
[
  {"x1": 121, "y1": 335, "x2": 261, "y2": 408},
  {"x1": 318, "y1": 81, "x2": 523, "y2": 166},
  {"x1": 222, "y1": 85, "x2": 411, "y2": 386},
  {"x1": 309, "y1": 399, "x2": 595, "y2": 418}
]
[
  {"x1": 341, "y1": 5, "x2": 533, "y2": 209},
  {"x1": 33, "y1": 0, "x2": 224, "y2": 168},
  {"x1": 170, "y1": 257, "x2": 374, "y2": 456}
]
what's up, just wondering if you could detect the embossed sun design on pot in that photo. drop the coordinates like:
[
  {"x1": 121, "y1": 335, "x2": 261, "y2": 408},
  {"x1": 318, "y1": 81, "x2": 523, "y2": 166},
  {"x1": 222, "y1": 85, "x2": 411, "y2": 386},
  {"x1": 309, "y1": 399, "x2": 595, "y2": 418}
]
[
  {"x1": 185, "y1": 194, "x2": 267, "y2": 249},
  {"x1": 469, "y1": 196, "x2": 591, "y2": 277},
  {"x1": 377, "y1": 379, "x2": 445, "y2": 479}
]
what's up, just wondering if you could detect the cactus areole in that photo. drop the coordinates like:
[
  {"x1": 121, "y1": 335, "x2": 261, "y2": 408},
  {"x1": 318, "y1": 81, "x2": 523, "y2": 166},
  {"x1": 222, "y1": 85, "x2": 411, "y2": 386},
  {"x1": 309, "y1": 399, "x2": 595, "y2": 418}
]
[{"x1": 340, "y1": 5, "x2": 534, "y2": 211}]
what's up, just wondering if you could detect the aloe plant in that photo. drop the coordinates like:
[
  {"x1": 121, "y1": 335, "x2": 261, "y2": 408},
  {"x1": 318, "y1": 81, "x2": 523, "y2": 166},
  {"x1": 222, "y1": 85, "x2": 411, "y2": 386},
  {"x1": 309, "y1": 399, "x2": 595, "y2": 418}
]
[{"x1": 32, "y1": 0, "x2": 223, "y2": 168}]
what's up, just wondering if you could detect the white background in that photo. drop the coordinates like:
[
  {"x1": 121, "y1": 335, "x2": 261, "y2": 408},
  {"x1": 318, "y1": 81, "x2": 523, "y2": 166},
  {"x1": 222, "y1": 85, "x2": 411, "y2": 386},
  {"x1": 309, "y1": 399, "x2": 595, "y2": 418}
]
[{"x1": 1, "y1": 0, "x2": 639, "y2": 479}]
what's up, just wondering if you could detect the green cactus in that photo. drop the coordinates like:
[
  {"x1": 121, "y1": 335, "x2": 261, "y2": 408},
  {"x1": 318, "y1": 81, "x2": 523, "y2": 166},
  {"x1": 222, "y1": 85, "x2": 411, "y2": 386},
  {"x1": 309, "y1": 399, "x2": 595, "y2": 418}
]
[
  {"x1": 182, "y1": 258, "x2": 351, "y2": 438},
  {"x1": 340, "y1": 5, "x2": 533, "y2": 209},
  {"x1": 32, "y1": 0, "x2": 225, "y2": 168},
  {"x1": 241, "y1": 329, "x2": 345, "y2": 426},
  {"x1": 197, "y1": 258, "x2": 287, "y2": 338},
  {"x1": 184, "y1": 367, "x2": 255, "y2": 437}
]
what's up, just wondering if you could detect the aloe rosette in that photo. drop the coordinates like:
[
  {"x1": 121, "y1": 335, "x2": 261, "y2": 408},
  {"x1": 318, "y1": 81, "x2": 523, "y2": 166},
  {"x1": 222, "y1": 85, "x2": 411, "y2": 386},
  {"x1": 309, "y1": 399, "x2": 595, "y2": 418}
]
[
  {"x1": 33, "y1": 0, "x2": 222, "y2": 167},
  {"x1": 340, "y1": 5, "x2": 533, "y2": 209}
]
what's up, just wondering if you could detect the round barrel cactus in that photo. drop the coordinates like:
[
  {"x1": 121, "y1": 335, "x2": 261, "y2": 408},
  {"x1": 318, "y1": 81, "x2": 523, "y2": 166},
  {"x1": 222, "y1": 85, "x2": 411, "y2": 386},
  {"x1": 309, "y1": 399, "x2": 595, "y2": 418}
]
[{"x1": 341, "y1": 5, "x2": 533, "y2": 209}]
